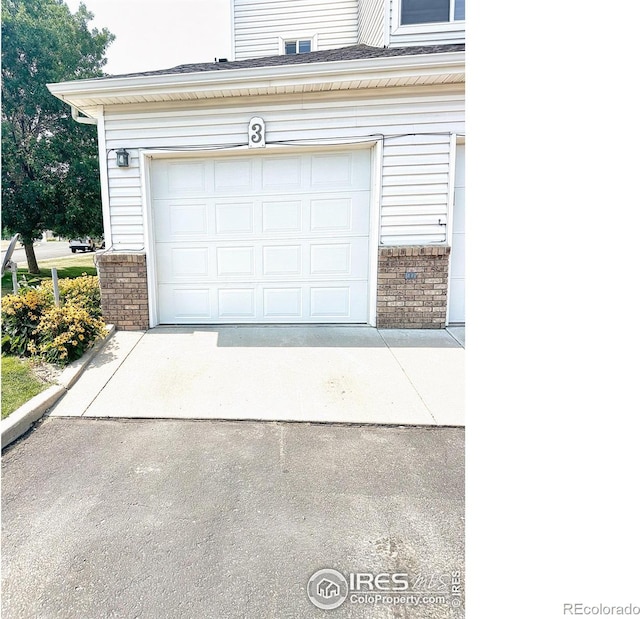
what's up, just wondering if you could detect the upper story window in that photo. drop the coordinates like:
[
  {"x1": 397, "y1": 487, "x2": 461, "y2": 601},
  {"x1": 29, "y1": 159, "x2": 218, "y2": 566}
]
[
  {"x1": 400, "y1": 0, "x2": 465, "y2": 25},
  {"x1": 284, "y1": 39, "x2": 312, "y2": 55}
]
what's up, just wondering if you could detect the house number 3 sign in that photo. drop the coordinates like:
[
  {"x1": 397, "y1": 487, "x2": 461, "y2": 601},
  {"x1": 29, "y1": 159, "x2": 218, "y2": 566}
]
[{"x1": 248, "y1": 116, "x2": 266, "y2": 148}]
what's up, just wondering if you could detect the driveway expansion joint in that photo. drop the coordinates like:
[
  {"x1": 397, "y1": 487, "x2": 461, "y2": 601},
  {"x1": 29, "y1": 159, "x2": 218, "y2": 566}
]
[{"x1": 377, "y1": 330, "x2": 439, "y2": 425}]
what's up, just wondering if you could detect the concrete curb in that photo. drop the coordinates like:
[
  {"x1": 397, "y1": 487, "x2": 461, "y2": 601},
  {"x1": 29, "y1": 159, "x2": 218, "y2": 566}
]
[
  {"x1": 57, "y1": 324, "x2": 116, "y2": 390},
  {"x1": 1, "y1": 325, "x2": 116, "y2": 450}
]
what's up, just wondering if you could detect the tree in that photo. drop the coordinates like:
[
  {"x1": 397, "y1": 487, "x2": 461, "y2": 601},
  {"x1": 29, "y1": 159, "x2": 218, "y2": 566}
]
[{"x1": 1, "y1": 0, "x2": 114, "y2": 273}]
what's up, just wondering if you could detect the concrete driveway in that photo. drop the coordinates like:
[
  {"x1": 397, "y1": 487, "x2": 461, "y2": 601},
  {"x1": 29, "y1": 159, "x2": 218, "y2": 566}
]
[
  {"x1": 50, "y1": 326, "x2": 464, "y2": 426},
  {"x1": 2, "y1": 418, "x2": 464, "y2": 618}
]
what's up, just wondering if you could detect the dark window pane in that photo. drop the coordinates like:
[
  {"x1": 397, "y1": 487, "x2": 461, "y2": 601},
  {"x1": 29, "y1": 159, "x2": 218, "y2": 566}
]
[
  {"x1": 285, "y1": 41, "x2": 297, "y2": 55},
  {"x1": 298, "y1": 39, "x2": 311, "y2": 53},
  {"x1": 454, "y1": 0, "x2": 465, "y2": 20},
  {"x1": 401, "y1": 0, "x2": 450, "y2": 24}
]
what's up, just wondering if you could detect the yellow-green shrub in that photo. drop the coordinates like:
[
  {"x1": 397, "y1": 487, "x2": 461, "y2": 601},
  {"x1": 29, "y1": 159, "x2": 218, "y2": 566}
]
[
  {"x1": 1, "y1": 288, "x2": 53, "y2": 355},
  {"x1": 40, "y1": 275, "x2": 102, "y2": 319},
  {"x1": 31, "y1": 304, "x2": 107, "y2": 364},
  {"x1": 1, "y1": 276, "x2": 106, "y2": 365}
]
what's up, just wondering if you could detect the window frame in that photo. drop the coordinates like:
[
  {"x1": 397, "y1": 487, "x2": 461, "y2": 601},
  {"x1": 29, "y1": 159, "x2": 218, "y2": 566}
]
[
  {"x1": 279, "y1": 34, "x2": 317, "y2": 55},
  {"x1": 392, "y1": 0, "x2": 465, "y2": 35}
]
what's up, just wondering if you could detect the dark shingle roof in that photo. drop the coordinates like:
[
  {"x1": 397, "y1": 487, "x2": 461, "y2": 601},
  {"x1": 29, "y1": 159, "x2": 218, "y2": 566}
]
[{"x1": 104, "y1": 44, "x2": 465, "y2": 80}]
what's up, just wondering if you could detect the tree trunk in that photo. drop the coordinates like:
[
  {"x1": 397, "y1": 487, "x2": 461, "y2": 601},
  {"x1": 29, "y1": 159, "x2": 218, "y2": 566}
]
[{"x1": 24, "y1": 242, "x2": 40, "y2": 274}]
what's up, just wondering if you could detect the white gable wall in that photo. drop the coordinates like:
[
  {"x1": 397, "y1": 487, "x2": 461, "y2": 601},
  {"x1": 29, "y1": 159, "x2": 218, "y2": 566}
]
[
  {"x1": 232, "y1": 0, "x2": 465, "y2": 59},
  {"x1": 233, "y1": 0, "x2": 359, "y2": 60},
  {"x1": 358, "y1": 0, "x2": 385, "y2": 47},
  {"x1": 101, "y1": 85, "x2": 464, "y2": 250}
]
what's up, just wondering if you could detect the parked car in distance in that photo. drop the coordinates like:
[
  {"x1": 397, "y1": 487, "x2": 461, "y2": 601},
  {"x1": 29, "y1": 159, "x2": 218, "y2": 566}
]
[{"x1": 69, "y1": 237, "x2": 96, "y2": 253}]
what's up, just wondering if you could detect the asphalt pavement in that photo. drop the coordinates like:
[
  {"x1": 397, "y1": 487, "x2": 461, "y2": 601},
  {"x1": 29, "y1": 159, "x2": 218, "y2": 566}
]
[
  {"x1": 2, "y1": 240, "x2": 76, "y2": 265},
  {"x1": 1, "y1": 418, "x2": 464, "y2": 619}
]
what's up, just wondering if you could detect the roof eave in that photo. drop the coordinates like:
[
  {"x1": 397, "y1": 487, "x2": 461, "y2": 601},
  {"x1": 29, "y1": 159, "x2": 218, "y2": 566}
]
[{"x1": 47, "y1": 51, "x2": 465, "y2": 112}]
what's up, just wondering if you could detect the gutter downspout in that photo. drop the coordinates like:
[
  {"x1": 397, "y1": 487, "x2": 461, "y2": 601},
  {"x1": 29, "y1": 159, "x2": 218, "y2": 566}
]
[
  {"x1": 71, "y1": 105, "x2": 98, "y2": 125},
  {"x1": 69, "y1": 103, "x2": 112, "y2": 253}
]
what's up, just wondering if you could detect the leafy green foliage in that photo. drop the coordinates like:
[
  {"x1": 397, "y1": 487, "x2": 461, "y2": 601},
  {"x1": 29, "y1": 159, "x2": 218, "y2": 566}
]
[
  {"x1": 33, "y1": 303, "x2": 107, "y2": 365},
  {"x1": 1, "y1": 0, "x2": 114, "y2": 271},
  {"x1": 1, "y1": 288, "x2": 53, "y2": 356},
  {"x1": 1, "y1": 275, "x2": 106, "y2": 365},
  {"x1": 40, "y1": 274, "x2": 103, "y2": 319}
]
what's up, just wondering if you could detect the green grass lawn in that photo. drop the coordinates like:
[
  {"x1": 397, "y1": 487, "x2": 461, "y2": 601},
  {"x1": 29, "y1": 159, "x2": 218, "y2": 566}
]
[
  {"x1": 2, "y1": 254, "x2": 97, "y2": 295},
  {"x1": 2, "y1": 254, "x2": 99, "y2": 418},
  {"x1": 1, "y1": 356, "x2": 52, "y2": 419}
]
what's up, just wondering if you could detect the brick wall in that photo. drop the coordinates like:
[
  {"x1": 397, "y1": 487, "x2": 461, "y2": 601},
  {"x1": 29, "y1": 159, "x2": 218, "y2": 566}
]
[
  {"x1": 377, "y1": 246, "x2": 451, "y2": 329},
  {"x1": 96, "y1": 252, "x2": 149, "y2": 331},
  {"x1": 95, "y1": 248, "x2": 449, "y2": 330}
]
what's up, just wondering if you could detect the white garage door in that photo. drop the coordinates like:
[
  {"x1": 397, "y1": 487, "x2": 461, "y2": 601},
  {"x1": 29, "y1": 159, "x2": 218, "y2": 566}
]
[{"x1": 151, "y1": 149, "x2": 371, "y2": 324}]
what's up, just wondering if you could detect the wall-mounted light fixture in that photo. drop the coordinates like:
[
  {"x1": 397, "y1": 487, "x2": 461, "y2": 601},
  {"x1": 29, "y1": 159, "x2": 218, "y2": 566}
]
[{"x1": 115, "y1": 148, "x2": 130, "y2": 168}]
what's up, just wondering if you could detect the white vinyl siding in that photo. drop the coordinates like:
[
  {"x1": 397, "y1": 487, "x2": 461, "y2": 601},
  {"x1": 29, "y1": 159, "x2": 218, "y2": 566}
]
[
  {"x1": 388, "y1": 0, "x2": 465, "y2": 47},
  {"x1": 358, "y1": 0, "x2": 385, "y2": 47},
  {"x1": 233, "y1": 0, "x2": 358, "y2": 60},
  {"x1": 102, "y1": 85, "x2": 464, "y2": 250},
  {"x1": 106, "y1": 152, "x2": 145, "y2": 249},
  {"x1": 448, "y1": 142, "x2": 465, "y2": 323}
]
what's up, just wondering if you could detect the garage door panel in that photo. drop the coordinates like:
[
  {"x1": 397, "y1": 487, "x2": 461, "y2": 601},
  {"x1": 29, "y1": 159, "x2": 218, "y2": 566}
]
[
  {"x1": 311, "y1": 153, "x2": 353, "y2": 187},
  {"x1": 309, "y1": 283, "x2": 370, "y2": 319},
  {"x1": 216, "y1": 247, "x2": 255, "y2": 277},
  {"x1": 214, "y1": 202, "x2": 254, "y2": 234},
  {"x1": 310, "y1": 198, "x2": 352, "y2": 231},
  {"x1": 218, "y1": 289, "x2": 256, "y2": 318},
  {"x1": 262, "y1": 156, "x2": 303, "y2": 188},
  {"x1": 167, "y1": 161, "x2": 207, "y2": 194},
  {"x1": 263, "y1": 288, "x2": 302, "y2": 318},
  {"x1": 159, "y1": 281, "x2": 369, "y2": 324},
  {"x1": 153, "y1": 199, "x2": 213, "y2": 241},
  {"x1": 309, "y1": 238, "x2": 369, "y2": 278},
  {"x1": 158, "y1": 287, "x2": 212, "y2": 323},
  {"x1": 310, "y1": 287, "x2": 351, "y2": 317},
  {"x1": 152, "y1": 149, "x2": 371, "y2": 324},
  {"x1": 309, "y1": 193, "x2": 370, "y2": 234},
  {"x1": 214, "y1": 159, "x2": 253, "y2": 191},
  {"x1": 152, "y1": 160, "x2": 214, "y2": 198},
  {"x1": 309, "y1": 244, "x2": 351, "y2": 275},
  {"x1": 170, "y1": 203, "x2": 208, "y2": 236},
  {"x1": 263, "y1": 246, "x2": 302, "y2": 276},
  {"x1": 169, "y1": 247, "x2": 210, "y2": 277},
  {"x1": 310, "y1": 151, "x2": 371, "y2": 191},
  {"x1": 156, "y1": 245, "x2": 213, "y2": 282},
  {"x1": 262, "y1": 200, "x2": 302, "y2": 233}
]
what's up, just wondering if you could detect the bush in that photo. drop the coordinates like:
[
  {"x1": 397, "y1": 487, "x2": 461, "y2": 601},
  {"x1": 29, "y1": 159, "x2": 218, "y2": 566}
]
[
  {"x1": 40, "y1": 275, "x2": 102, "y2": 319},
  {"x1": 1, "y1": 275, "x2": 106, "y2": 365},
  {"x1": 1, "y1": 288, "x2": 53, "y2": 355},
  {"x1": 31, "y1": 304, "x2": 107, "y2": 364}
]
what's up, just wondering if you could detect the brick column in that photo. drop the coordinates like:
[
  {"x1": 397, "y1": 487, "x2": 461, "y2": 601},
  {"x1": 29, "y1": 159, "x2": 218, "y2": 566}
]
[
  {"x1": 377, "y1": 246, "x2": 450, "y2": 329},
  {"x1": 96, "y1": 252, "x2": 149, "y2": 331}
]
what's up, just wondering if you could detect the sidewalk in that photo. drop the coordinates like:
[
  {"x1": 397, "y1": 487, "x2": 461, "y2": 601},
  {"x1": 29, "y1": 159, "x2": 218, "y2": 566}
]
[{"x1": 49, "y1": 326, "x2": 465, "y2": 426}]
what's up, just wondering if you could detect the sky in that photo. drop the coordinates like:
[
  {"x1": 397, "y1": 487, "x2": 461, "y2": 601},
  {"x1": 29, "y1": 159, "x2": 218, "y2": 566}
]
[{"x1": 65, "y1": 0, "x2": 232, "y2": 75}]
